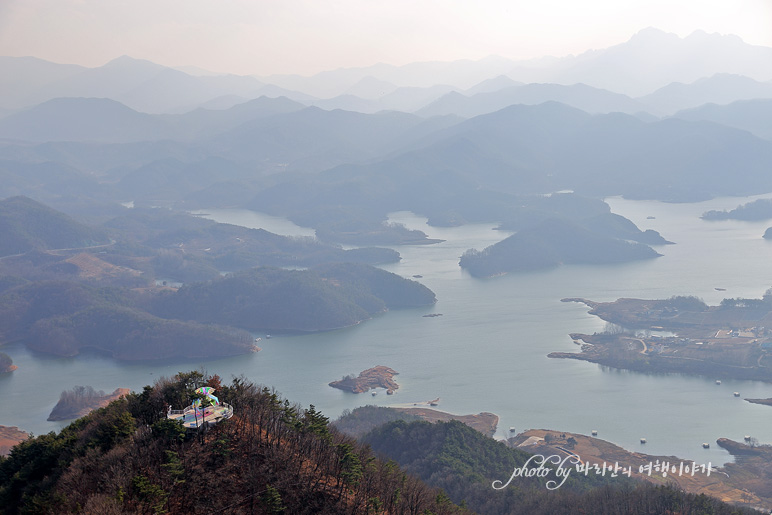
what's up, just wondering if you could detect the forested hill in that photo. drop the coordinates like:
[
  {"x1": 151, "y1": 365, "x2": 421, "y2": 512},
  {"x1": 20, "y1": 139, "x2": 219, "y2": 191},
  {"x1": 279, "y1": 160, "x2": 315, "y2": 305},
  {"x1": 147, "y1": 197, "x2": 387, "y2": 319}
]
[
  {"x1": 0, "y1": 264, "x2": 435, "y2": 359},
  {"x1": 0, "y1": 197, "x2": 433, "y2": 359},
  {"x1": 362, "y1": 417, "x2": 757, "y2": 515},
  {"x1": 152, "y1": 264, "x2": 436, "y2": 332},
  {"x1": 460, "y1": 217, "x2": 660, "y2": 277},
  {"x1": 0, "y1": 374, "x2": 756, "y2": 514},
  {"x1": 0, "y1": 372, "x2": 466, "y2": 514},
  {"x1": 0, "y1": 196, "x2": 109, "y2": 257},
  {"x1": 0, "y1": 280, "x2": 256, "y2": 360}
]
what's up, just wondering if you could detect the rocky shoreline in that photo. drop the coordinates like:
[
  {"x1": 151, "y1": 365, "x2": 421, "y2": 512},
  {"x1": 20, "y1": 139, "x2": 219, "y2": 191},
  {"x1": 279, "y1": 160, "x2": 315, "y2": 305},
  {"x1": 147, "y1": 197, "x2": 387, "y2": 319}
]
[
  {"x1": 47, "y1": 387, "x2": 131, "y2": 421},
  {"x1": 0, "y1": 351, "x2": 16, "y2": 373},
  {"x1": 0, "y1": 426, "x2": 28, "y2": 456}
]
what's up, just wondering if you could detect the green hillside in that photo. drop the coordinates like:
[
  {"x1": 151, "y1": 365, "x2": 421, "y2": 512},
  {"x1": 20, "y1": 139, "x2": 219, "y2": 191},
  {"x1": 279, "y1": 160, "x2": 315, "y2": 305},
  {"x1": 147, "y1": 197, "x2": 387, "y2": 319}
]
[
  {"x1": 460, "y1": 218, "x2": 660, "y2": 277},
  {"x1": 153, "y1": 264, "x2": 435, "y2": 332},
  {"x1": 0, "y1": 281, "x2": 255, "y2": 360},
  {"x1": 0, "y1": 196, "x2": 109, "y2": 257},
  {"x1": 0, "y1": 373, "x2": 757, "y2": 514},
  {"x1": 0, "y1": 372, "x2": 465, "y2": 514},
  {"x1": 362, "y1": 418, "x2": 755, "y2": 515}
]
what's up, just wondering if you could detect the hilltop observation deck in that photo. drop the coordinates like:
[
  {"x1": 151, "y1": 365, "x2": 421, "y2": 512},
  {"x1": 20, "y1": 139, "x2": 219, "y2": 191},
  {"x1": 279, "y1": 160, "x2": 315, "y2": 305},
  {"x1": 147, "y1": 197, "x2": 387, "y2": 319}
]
[{"x1": 167, "y1": 402, "x2": 233, "y2": 429}]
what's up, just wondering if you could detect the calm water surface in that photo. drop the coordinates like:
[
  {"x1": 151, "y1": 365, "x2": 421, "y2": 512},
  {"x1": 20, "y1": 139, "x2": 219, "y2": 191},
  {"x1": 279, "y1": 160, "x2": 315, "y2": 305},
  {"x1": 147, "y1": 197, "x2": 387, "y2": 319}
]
[{"x1": 2, "y1": 196, "x2": 772, "y2": 466}]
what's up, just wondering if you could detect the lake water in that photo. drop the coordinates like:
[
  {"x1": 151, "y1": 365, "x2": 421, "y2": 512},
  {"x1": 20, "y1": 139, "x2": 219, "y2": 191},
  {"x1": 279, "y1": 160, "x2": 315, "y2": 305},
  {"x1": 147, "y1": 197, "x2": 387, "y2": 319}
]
[{"x1": 2, "y1": 196, "x2": 772, "y2": 466}]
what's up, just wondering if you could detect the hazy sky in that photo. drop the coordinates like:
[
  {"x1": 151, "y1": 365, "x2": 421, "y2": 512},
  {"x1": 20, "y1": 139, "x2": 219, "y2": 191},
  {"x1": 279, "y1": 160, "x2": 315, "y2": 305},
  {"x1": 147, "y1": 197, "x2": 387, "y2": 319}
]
[{"x1": 1, "y1": 0, "x2": 771, "y2": 76}]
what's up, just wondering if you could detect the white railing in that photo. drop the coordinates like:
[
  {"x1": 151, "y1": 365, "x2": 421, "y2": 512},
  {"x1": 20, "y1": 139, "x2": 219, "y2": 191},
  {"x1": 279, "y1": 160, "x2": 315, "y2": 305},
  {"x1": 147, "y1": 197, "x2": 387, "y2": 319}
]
[{"x1": 167, "y1": 402, "x2": 234, "y2": 425}]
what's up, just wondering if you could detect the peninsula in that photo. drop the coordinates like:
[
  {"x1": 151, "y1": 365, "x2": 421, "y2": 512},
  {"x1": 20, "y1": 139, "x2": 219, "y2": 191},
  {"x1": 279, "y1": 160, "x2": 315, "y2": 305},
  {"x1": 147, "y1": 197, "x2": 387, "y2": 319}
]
[
  {"x1": 0, "y1": 352, "x2": 16, "y2": 373},
  {"x1": 746, "y1": 397, "x2": 772, "y2": 407},
  {"x1": 0, "y1": 426, "x2": 28, "y2": 456},
  {"x1": 0, "y1": 199, "x2": 430, "y2": 362},
  {"x1": 702, "y1": 198, "x2": 772, "y2": 221},
  {"x1": 460, "y1": 218, "x2": 660, "y2": 278},
  {"x1": 552, "y1": 296, "x2": 772, "y2": 382},
  {"x1": 47, "y1": 387, "x2": 131, "y2": 421},
  {"x1": 329, "y1": 366, "x2": 399, "y2": 394}
]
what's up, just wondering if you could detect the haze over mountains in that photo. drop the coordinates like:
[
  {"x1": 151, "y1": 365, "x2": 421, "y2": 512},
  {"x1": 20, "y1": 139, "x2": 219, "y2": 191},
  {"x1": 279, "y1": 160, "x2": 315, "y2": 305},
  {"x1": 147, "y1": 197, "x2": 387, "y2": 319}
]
[
  {"x1": 2, "y1": 28, "x2": 772, "y2": 119},
  {"x1": 262, "y1": 28, "x2": 772, "y2": 99},
  {"x1": 2, "y1": 26, "x2": 772, "y2": 269},
  {"x1": 4, "y1": 20, "x2": 772, "y2": 514},
  {"x1": 673, "y1": 99, "x2": 772, "y2": 141}
]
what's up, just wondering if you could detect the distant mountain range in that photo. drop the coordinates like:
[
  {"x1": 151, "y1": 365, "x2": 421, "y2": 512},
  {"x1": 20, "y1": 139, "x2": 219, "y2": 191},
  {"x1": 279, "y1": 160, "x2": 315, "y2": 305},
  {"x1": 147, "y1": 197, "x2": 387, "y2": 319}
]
[
  {"x1": 2, "y1": 97, "x2": 772, "y2": 220},
  {"x1": 673, "y1": 98, "x2": 772, "y2": 141},
  {"x1": 3, "y1": 35, "x2": 772, "y2": 259},
  {"x1": 262, "y1": 28, "x2": 772, "y2": 98},
  {"x1": 642, "y1": 74, "x2": 772, "y2": 114},
  {"x1": 2, "y1": 28, "x2": 772, "y2": 117},
  {"x1": 0, "y1": 98, "x2": 169, "y2": 143},
  {"x1": 0, "y1": 95, "x2": 308, "y2": 143},
  {"x1": 418, "y1": 83, "x2": 650, "y2": 117},
  {"x1": 0, "y1": 55, "x2": 273, "y2": 113},
  {"x1": 304, "y1": 102, "x2": 772, "y2": 204}
]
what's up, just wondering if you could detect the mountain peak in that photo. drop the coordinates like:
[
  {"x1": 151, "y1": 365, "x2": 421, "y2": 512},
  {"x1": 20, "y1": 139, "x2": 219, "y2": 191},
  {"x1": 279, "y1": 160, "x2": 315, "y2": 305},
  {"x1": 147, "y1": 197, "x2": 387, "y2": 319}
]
[
  {"x1": 465, "y1": 75, "x2": 522, "y2": 95},
  {"x1": 102, "y1": 55, "x2": 165, "y2": 71},
  {"x1": 634, "y1": 26, "x2": 671, "y2": 36},
  {"x1": 627, "y1": 27, "x2": 680, "y2": 44},
  {"x1": 685, "y1": 29, "x2": 745, "y2": 45}
]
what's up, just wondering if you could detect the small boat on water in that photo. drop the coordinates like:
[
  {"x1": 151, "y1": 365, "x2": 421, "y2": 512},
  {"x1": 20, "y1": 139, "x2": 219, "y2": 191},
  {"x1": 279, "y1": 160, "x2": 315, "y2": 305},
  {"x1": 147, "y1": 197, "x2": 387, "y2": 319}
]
[
  {"x1": 591, "y1": 430, "x2": 598, "y2": 436},
  {"x1": 640, "y1": 438, "x2": 647, "y2": 444},
  {"x1": 702, "y1": 443, "x2": 710, "y2": 448},
  {"x1": 265, "y1": 334, "x2": 272, "y2": 339},
  {"x1": 509, "y1": 427, "x2": 516, "y2": 432},
  {"x1": 715, "y1": 380, "x2": 721, "y2": 385},
  {"x1": 734, "y1": 392, "x2": 740, "y2": 397}
]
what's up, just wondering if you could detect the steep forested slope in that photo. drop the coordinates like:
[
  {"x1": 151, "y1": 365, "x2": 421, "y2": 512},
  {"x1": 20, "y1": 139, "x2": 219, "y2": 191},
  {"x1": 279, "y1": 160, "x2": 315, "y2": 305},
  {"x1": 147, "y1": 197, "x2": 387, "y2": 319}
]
[
  {"x1": 0, "y1": 196, "x2": 109, "y2": 257},
  {"x1": 460, "y1": 218, "x2": 661, "y2": 277},
  {"x1": 0, "y1": 281, "x2": 255, "y2": 359},
  {"x1": 363, "y1": 418, "x2": 756, "y2": 515},
  {"x1": 152, "y1": 264, "x2": 435, "y2": 332},
  {"x1": 0, "y1": 372, "x2": 465, "y2": 514}
]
